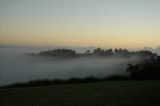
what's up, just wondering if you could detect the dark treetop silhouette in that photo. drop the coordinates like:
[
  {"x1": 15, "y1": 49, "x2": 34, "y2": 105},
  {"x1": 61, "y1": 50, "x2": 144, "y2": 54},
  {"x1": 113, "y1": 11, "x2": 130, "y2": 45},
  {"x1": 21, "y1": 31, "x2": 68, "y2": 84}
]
[{"x1": 29, "y1": 48, "x2": 157, "y2": 59}]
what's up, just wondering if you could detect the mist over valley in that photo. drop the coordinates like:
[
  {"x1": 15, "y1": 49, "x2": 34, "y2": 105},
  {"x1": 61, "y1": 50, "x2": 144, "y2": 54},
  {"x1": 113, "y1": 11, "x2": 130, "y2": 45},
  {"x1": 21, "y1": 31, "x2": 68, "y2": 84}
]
[{"x1": 0, "y1": 47, "x2": 147, "y2": 86}]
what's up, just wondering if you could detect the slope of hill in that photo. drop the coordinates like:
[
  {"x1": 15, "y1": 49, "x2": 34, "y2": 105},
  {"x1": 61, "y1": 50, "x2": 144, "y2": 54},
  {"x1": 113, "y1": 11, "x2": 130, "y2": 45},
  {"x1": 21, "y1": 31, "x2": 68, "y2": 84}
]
[{"x1": 1, "y1": 81, "x2": 160, "y2": 106}]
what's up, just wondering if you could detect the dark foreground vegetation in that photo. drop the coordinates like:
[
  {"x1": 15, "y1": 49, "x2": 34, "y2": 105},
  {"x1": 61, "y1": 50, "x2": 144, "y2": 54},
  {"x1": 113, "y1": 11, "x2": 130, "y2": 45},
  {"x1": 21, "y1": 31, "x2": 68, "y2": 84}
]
[
  {"x1": 127, "y1": 56, "x2": 160, "y2": 80},
  {"x1": 3, "y1": 76, "x2": 128, "y2": 88},
  {"x1": 1, "y1": 81, "x2": 160, "y2": 106}
]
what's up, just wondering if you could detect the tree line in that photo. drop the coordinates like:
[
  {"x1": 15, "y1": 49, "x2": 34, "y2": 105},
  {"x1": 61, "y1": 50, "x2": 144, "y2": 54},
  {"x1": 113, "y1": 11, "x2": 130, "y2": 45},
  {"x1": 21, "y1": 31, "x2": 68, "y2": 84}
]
[{"x1": 30, "y1": 48, "x2": 157, "y2": 59}]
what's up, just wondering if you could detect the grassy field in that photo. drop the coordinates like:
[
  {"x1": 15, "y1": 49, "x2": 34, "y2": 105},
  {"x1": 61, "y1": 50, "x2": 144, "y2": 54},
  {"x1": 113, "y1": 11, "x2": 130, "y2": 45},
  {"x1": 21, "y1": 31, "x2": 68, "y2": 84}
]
[{"x1": 1, "y1": 81, "x2": 160, "y2": 106}]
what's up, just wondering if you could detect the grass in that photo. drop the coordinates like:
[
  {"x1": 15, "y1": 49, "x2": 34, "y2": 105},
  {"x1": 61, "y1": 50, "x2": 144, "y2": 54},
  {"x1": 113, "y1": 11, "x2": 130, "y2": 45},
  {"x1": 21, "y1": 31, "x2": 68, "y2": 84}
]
[{"x1": 0, "y1": 81, "x2": 160, "y2": 106}]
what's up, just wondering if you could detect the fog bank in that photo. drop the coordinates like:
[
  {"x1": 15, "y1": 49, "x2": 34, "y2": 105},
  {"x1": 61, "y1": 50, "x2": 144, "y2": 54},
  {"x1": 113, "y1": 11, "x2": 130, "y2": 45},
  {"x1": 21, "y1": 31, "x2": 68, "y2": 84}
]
[{"x1": 0, "y1": 48, "x2": 140, "y2": 86}]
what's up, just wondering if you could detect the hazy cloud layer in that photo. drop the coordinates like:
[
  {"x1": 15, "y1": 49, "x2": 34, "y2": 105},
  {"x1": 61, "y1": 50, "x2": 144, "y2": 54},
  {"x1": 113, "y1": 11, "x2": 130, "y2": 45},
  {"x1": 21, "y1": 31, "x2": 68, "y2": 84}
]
[{"x1": 0, "y1": 48, "x2": 140, "y2": 85}]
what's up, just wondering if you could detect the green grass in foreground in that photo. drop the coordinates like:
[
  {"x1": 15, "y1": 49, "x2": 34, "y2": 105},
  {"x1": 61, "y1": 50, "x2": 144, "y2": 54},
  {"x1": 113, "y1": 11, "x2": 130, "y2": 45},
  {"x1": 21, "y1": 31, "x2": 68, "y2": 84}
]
[{"x1": 0, "y1": 81, "x2": 160, "y2": 106}]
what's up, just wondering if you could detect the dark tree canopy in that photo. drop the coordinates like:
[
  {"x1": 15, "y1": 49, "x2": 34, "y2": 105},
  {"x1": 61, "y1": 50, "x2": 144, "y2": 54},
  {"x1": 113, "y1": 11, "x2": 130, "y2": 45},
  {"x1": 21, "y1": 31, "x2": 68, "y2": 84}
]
[
  {"x1": 127, "y1": 56, "x2": 160, "y2": 80},
  {"x1": 39, "y1": 49, "x2": 78, "y2": 58},
  {"x1": 29, "y1": 48, "x2": 157, "y2": 59}
]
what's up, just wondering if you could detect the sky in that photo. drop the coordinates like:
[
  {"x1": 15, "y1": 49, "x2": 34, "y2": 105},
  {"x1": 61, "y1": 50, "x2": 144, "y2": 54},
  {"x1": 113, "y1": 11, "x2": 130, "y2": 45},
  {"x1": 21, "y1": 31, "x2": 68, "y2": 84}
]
[{"x1": 0, "y1": 0, "x2": 160, "y2": 49}]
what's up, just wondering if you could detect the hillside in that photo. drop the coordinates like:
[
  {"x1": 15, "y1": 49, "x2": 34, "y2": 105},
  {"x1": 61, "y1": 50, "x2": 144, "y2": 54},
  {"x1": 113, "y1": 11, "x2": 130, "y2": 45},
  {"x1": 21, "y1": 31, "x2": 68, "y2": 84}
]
[{"x1": 1, "y1": 81, "x2": 160, "y2": 106}]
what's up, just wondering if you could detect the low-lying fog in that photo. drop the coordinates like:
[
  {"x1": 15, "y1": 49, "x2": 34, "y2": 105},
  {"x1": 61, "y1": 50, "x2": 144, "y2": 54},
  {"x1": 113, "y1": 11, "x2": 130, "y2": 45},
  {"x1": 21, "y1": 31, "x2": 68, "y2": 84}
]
[{"x1": 0, "y1": 47, "x2": 140, "y2": 86}]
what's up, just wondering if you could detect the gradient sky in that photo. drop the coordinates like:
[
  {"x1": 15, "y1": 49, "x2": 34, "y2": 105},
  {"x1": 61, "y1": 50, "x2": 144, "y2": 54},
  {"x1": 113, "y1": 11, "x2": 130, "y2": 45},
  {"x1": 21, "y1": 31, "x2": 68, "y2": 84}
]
[{"x1": 0, "y1": 0, "x2": 160, "y2": 48}]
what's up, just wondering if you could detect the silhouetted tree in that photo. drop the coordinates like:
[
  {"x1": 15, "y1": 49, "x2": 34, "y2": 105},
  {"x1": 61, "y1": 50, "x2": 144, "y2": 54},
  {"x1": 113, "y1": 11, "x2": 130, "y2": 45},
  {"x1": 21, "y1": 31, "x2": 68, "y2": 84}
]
[{"x1": 127, "y1": 56, "x2": 160, "y2": 80}]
